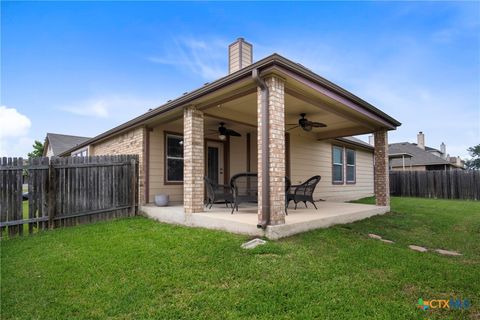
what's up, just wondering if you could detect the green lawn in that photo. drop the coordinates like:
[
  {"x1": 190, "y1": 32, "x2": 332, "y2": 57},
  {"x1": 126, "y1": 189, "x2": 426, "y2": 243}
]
[{"x1": 1, "y1": 197, "x2": 479, "y2": 319}]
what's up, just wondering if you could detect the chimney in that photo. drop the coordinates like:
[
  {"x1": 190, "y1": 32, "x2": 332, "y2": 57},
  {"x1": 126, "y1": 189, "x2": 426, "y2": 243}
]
[
  {"x1": 440, "y1": 142, "x2": 446, "y2": 158},
  {"x1": 368, "y1": 135, "x2": 374, "y2": 146},
  {"x1": 417, "y1": 131, "x2": 425, "y2": 150},
  {"x1": 228, "y1": 38, "x2": 253, "y2": 74}
]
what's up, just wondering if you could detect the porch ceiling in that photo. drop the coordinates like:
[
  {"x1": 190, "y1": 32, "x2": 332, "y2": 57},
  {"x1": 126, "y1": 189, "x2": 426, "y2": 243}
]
[
  {"x1": 144, "y1": 64, "x2": 394, "y2": 140},
  {"x1": 202, "y1": 89, "x2": 376, "y2": 140}
]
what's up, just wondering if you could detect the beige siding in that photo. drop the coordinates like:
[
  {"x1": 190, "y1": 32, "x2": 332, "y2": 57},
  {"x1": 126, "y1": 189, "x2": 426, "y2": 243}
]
[
  {"x1": 90, "y1": 127, "x2": 146, "y2": 204},
  {"x1": 289, "y1": 132, "x2": 374, "y2": 201},
  {"x1": 148, "y1": 123, "x2": 184, "y2": 204},
  {"x1": 229, "y1": 42, "x2": 240, "y2": 74},
  {"x1": 229, "y1": 136, "x2": 247, "y2": 175},
  {"x1": 249, "y1": 132, "x2": 258, "y2": 172},
  {"x1": 45, "y1": 144, "x2": 54, "y2": 157},
  {"x1": 229, "y1": 40, "x2": 252, "y2": 73},
  {"x1": 147, "y1": 121, "x2": 373, "y2": 204},
  {"x1": 241, "y1": 43, "x2": 252, "y2": 66}
]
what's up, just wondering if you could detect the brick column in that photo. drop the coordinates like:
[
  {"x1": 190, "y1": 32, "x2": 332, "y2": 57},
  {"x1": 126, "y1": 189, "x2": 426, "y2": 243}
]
[
  {"x1": 258, "y1": 75, "x2": 286, "y2": 226},
  {"x1": 183, "y1": 106, "x2": 204, "y2": 214},
  {"x1": 374, "y1": 130, "x2": 390, "y2": 207}
]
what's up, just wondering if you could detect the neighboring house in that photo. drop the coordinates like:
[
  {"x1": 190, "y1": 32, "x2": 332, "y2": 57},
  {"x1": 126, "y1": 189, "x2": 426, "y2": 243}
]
[
  {"x1": 449, "y1": 156, "x2": 465, "y2": 169},
  {"x1": 59, "y1": 38, "x2": 400, "y2": 227},
  {"x1": 43, "y1": 133, "x2": 91, "y2": 157},
  {"x1": 388, "y1": 131, "x2": 465, "y2": 171}
]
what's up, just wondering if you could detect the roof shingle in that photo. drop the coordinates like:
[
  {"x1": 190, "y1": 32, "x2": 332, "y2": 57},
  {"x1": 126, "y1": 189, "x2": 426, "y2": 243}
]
[
  {"x1": 389, "y1": 142, "x2": 450, "y2": 167},
  {"x1": 46, "y1": 133, "x2": 90, "y2": 156}
]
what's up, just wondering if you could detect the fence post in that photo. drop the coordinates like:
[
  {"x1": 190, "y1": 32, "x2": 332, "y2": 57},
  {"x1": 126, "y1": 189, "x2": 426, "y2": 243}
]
[
  {"x1": 47, "y1": 158, "x2": 56, "y2": 229},
  {"x1": 130, "y1": 158, "x2": 137, "y2": 216}
]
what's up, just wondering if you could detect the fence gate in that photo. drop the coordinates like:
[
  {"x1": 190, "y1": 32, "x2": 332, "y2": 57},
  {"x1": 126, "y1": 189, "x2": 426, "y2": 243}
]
[{"x1": 0, "y1": 155, "x2": 139, "y2": 238}]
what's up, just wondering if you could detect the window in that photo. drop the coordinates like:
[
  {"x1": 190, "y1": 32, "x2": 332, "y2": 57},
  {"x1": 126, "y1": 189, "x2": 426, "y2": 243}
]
[
  {"x1": 72, "y1": 148, "x2": 88, "y2": 157},
  {"x1": 346, "y1": 148, "x2": 356, "y2": 184},
  {"x1": 165, "y1": 133, "x2": 184, "y2": 183},
  {"x1": 332, "y1": 146, "x2": 344, "y2": 184}
]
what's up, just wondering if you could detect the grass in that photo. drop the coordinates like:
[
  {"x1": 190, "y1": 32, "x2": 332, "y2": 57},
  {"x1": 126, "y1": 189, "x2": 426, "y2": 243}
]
[{"x1": 1, "y1": 197, "x2": 479, "y2": 319}]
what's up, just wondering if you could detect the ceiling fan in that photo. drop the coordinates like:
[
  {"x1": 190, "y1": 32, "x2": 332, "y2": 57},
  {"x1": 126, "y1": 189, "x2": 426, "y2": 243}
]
[
  {"x1": 287, "y1": 113, "x2": 327, "y2": 132},
  {"x1": 207, "y1": 122, "x2": 242, "y2": 140}
]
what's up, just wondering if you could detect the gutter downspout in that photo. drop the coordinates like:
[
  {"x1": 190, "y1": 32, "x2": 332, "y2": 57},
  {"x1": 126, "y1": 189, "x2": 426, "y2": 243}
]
[{"x1": 252, "y1": 68, "x2": 270, "y2": 229}]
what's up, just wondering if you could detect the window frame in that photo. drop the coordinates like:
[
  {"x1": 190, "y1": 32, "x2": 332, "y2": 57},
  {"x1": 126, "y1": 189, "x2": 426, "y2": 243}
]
[
  {"x1": 345, "y1": 148, "x2": 356, "y2": 184},
  {"x1": 71, "y1": 147, "x2": 88, "y2": 157},
  {"x1": 332, "y1": 145, "x2": 344, "y2": 184},
  {"x1": 164, "y1": 131, "x2": 184, "y2": 185}
]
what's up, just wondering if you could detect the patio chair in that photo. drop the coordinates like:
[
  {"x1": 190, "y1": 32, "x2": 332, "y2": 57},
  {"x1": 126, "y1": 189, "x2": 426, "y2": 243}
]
[
  {"x1": 204, "y1": 177, "x2": 234, "y2": 209},
  {"x1": 285, "y1": 176, "x2": 291, "y2": 215},
  {"x1": 230, "y1": 173, "x2": 258, "y2": 214},
  {"x1": 287, "y1": 175, "x2": 321, "y2": 210}
]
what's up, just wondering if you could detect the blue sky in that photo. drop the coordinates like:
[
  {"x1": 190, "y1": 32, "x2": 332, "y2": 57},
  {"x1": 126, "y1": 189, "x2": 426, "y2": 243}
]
[{"x1": 1, "y1": 1, "x2": 479, "y2": 158}]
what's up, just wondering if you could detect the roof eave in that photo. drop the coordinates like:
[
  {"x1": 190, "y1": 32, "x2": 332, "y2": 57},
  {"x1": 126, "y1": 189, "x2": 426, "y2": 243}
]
[{"x1": 59, "y1": 53, "x2": 400, "y2": 156}]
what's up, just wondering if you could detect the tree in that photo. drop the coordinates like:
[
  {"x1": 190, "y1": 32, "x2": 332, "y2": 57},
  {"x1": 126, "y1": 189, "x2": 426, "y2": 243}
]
[
  {"x1": 28, "y1": 140, "x2": 44, "y2": 159},
  {"x1": 465, "y1": 144, "x2": 480, "y2": 170}
]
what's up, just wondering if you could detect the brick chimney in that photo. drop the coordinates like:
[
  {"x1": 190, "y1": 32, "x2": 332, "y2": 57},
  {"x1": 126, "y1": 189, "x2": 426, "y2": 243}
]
[
  {"x1": 440, "y1": 142, "x2": 446, "y2": 159},
  {"x1": 228, "y1": 38, "x2": 253, "y2": 74},
  {"x1": 417, "y1": 131, "x2": 425, "y2": 150}
]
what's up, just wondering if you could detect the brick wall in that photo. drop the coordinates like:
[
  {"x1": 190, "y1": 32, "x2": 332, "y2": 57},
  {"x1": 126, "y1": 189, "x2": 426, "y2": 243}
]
[
  {"x1": 183, "y1": 106, "x2": 204, "y2": 214},
  {"x1": 91, "y1": 127, "x2": 146, "y2": 204},
  {"x1": 374, "y1": 130, "x2": 390, "y2": 206},
  {"x1": 258, "y1": 75, "x2": 286, "y2": 225}
]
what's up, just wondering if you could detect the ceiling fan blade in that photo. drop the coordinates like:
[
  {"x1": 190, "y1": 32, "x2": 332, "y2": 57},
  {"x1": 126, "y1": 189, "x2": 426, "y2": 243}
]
[
  {"x1": 303, "y1": 124, "x2": 313, "y2": 132},
  {"x1": 226, "y1": 129, "x2": 242, "y2": 137},
  {"x1": 286, "y1": 125, "x2": 299, "y2": 131},
  {"x1": 310, "y1": 121, "x2": 327, "y2": 128}
]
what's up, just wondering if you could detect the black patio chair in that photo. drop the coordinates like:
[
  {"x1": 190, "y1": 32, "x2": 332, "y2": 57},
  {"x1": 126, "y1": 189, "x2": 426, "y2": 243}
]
[
  {"x1": 230, "y1": 173, "x2": 258, "y2": 214},
  {"x1": 287, "y1": 175, "x2": 321, "y2": 210},
  {"x1": 285, "y1": 176, "x2": 291, "y2": 215},
  {"x1": 204, "y1": 177, "x2": 234, "y2": 209}
]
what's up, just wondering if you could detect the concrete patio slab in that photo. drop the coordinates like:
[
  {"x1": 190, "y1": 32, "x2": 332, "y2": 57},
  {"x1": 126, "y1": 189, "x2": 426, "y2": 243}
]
[{"x1": 140, "y1": 202, "x2": 390, "y2": 240}]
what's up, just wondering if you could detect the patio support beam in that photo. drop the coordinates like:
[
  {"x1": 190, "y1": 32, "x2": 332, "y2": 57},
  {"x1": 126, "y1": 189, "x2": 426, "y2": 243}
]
[
  {"x1": 183, "y1": 105, "x2": 205, "y2": 214},
  {"x1": 374, "y1": 130, "x2": 390, "y2": 207},
  {"x1": 255, "y1": 71, "x2": 286, "y2": 227}
]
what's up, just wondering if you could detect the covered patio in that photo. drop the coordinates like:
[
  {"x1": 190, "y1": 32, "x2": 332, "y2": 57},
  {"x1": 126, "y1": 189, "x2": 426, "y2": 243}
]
[
  {"x1": 140, "y1": 201, "x2": 388, "y2": 239},
  {"x1": 137, "y1": 52, "x2": 399, "y2": 237}
]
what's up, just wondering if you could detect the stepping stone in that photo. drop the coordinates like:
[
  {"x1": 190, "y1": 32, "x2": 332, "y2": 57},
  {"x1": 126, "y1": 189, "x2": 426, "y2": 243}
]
[
  {"x1": 409, "y1": 245, "x2": 428, "y2": 252},
  {"x1": 380, "y1": 239, "x2": 394, "y2": 244},
  {"x1": 368, "y1": 233, "x2": 382, "y2": 240},
  {"x1": 435, "y1": 249, "x2": 462, "y2": 256},
  {"x1": 241, "y1": 238, "x2": 267, "y2": 249}
]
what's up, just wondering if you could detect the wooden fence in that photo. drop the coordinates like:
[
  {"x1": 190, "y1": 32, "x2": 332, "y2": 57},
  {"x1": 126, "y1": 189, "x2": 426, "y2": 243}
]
[
  {"x1": 390, "y1": 170, "x2": 480, "y2": 200},
  {"x1": 0, "y1": 155, "x2": 138, "y2": 238}
]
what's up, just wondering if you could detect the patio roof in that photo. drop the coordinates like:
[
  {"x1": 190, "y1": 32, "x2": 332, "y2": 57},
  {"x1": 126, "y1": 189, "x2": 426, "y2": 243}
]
[{"x1": 60, "y1": 53, "x2": 400, "y2": 156}]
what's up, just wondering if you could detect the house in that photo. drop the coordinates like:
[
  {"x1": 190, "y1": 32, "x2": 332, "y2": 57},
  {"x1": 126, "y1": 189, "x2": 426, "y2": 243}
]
[
  {"x1": 388, "y1": 131, "x2": 465, "y2": 171},
  {"x1": 43, "y1": 133, "x2": 91, "y2": 157},
  {"x1": 59, "y1": 38, "x2": 400, "y2": 234}
]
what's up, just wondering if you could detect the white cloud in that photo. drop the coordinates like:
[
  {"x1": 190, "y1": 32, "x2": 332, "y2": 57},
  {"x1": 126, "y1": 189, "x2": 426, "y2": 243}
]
[
  {"x1": 62, "y1": 95, "x2": 157, "y2": 119},
  {"x1": 0, "y1": 106, "x2": 33, "y2": 157},
  {"x1": 147, "y1": 36, "x2": 228, "y2": 80}
]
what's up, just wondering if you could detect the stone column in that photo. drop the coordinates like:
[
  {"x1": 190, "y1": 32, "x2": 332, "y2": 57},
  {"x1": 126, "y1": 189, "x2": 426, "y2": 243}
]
[
  {"x1": 183, "y1": 106, "x2": 204, "y2": 214},
  {"x1": 257, "y1": 75, "x2": 286, "y2": 226},
  {"x1": 374, "y1": 130, "x2": 390, "y2": 207}
]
